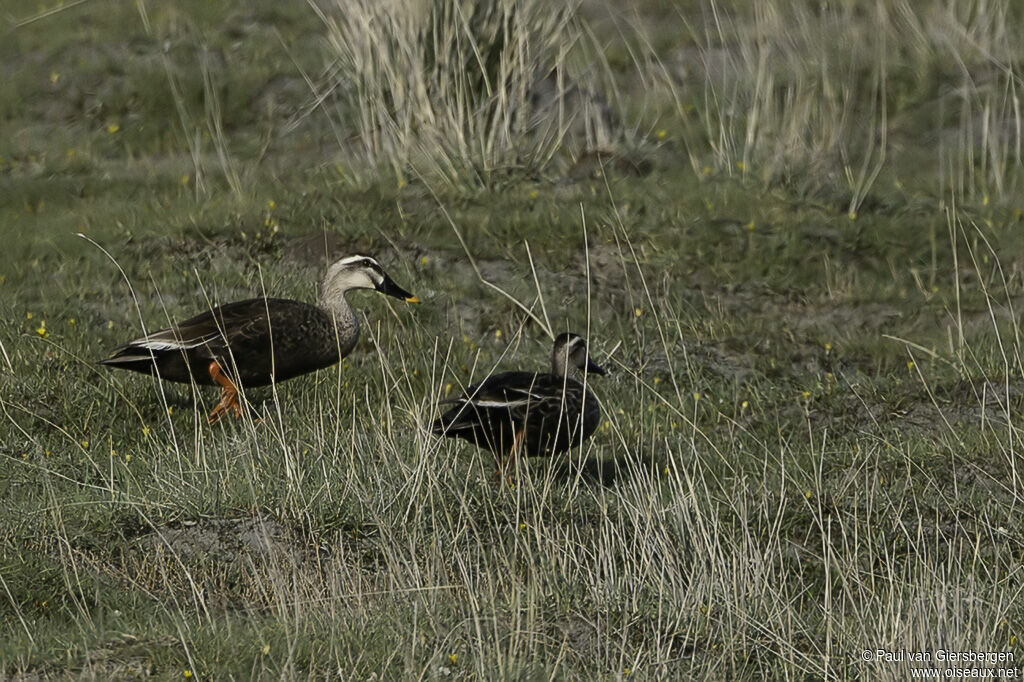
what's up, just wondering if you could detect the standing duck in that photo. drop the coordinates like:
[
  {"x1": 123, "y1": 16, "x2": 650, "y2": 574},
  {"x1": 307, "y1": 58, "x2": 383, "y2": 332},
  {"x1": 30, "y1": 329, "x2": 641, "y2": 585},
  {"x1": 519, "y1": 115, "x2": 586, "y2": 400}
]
[
  {"x1": 101, "y1": 255, "x2": 418, "y2": 423},
  {"x1": 432, "y1": 332, "x2": 606, "y2": 474}
]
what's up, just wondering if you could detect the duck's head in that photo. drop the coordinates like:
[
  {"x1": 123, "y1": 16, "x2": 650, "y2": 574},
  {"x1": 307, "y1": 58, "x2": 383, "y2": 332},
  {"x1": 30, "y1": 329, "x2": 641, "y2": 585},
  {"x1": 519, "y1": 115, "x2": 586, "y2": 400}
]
[
  {"x1": 321, "y1": 255, "x2": 419, "y2": 303},
  {"x1": 552, "y1": 332, "x2": 606, "y2": 377}
]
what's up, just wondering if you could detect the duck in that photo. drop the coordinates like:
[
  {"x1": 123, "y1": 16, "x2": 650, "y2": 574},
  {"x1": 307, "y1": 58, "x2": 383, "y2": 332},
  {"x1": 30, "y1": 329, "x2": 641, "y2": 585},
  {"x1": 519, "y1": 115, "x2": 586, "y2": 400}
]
[
  {"x1": 101, "y1": 255, "x2": 419, "y2": 423},
  {"x1": 431, "y1": 332, "x2": 606, "y2": 474}
]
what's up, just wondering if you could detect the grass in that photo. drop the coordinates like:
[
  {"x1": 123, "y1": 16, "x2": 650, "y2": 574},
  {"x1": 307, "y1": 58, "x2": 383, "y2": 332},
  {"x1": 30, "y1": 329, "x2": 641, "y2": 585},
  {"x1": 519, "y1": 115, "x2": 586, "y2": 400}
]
[{"x1": 2, "y1": 0, "x2": 1024, "y2": 678}]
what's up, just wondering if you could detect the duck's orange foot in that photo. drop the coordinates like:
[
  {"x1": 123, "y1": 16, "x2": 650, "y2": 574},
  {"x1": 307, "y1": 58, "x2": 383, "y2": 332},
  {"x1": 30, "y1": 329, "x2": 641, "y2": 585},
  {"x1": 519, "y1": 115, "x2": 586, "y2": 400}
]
[{"x1": 207, "y1": 361, "x2": 241, "y2": 425}]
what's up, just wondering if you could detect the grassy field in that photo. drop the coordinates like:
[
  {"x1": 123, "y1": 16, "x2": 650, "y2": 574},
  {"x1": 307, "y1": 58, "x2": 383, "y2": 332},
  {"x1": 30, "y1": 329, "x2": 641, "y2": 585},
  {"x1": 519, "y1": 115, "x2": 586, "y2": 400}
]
[{"x1": 3, "y1": 0, "x2": 1024, "y2": 678}]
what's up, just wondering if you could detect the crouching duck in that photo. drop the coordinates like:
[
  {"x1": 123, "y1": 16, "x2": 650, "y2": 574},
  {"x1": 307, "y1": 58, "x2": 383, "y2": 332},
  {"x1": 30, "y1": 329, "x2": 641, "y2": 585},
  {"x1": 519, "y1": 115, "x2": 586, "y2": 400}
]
[
  {"x1": 101, "y1": 255, "x2": 418, "y2": 423},
  {"x1": 432, "y1": 332, "x2": 606, "y2": 475}
]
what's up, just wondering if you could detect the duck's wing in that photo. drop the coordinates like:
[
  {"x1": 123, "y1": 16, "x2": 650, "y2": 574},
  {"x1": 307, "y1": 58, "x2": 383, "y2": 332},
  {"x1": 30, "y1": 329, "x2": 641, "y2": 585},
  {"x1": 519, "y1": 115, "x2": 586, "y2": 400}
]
[
  {"x1": 103, "y1": 298, "x2": 276, "y2": 364},
  {"x1": 433, "y1": 372, "x2": 571, "y2": 434}
]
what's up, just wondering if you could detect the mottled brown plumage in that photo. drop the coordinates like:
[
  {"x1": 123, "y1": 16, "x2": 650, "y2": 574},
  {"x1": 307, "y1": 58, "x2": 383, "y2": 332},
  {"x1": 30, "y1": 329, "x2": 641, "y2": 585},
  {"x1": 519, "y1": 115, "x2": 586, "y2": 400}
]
[
  {"x1": 432, "y1": 333, "x2": 606, "y2": 472},
  {"x1": 101, "y1": 255, "x2": 418, "y2": 423}
]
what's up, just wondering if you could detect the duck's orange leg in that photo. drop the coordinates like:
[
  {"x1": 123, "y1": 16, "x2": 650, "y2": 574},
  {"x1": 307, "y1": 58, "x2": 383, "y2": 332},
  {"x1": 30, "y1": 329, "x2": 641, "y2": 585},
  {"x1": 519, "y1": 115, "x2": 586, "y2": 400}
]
[
  {"x1": 493, "y1": 428, "x2": 525, "y2": 487},
  {"x1": 207, "y1": 361, "x2": 241, "y2": 424}
]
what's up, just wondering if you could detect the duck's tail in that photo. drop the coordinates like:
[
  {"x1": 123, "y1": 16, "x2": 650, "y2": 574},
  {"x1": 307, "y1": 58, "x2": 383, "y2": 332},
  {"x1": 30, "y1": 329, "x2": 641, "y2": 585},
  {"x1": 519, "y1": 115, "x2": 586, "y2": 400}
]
[
  {"x1": 431, "y1": 401, "x2": 476, "y2": 437},
  {"x1": 98, "y1": 344, "x2": 163, "y2": 373}
]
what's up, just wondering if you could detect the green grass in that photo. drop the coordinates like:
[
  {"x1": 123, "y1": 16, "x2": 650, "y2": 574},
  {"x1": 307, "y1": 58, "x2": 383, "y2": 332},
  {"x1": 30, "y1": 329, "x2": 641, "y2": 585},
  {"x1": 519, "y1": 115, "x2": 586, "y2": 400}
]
[{"x1": 2, "y1": 0, "x2": 1024, "y2": 679}]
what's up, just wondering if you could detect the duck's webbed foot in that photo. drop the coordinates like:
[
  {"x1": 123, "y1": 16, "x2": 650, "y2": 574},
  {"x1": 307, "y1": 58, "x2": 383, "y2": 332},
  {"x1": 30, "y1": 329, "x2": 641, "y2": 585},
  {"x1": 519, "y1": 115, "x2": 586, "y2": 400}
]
[{"x1": 207, "y1": 361, "x2": 241, "y2": 424}]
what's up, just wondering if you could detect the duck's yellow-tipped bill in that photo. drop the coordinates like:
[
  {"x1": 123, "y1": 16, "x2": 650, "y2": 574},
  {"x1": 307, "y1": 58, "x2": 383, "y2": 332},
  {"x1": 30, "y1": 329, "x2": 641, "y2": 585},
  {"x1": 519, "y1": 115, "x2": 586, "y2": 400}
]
[{"x1": 405, "y1": 296, "x2": 421, "y2": 304}]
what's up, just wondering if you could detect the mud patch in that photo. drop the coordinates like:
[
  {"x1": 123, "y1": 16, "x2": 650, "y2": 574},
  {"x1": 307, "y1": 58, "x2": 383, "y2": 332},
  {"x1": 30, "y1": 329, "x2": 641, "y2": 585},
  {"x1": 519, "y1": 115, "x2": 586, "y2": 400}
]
[{"x1": 139, "y1": 515, "x2": 304, "y2": 562}]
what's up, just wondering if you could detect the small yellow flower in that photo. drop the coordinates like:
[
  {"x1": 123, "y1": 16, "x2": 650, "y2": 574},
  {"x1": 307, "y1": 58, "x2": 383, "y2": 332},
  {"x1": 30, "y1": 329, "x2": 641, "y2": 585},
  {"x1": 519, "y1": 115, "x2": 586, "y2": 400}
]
[
  {"x1": 983, "y1": 195, "x2": 990, "y2": 206},
  {"x1": 652, "y1": 376, "x2": 660, "y2": 385},
  {"x1": 906, "y1": 361, "x2": 915, "y2": 371},
  {"x1": 519, "y1": 522, "x2": 526, "y2": 531},
  {"x1": 81, "y1": 440, "x2": 89, "y2": 449},
  {"x1": 693, "y1": 392, "x2": 701, "y2": 402},
  {"x1": 656, "y1": 129, "x2": 667, "y2": 140},
  {"x1": 180, "y1": 174, "x2": 190, "y2": 185},
  {"x1": 1010, "y1": 634, "x2": 1018, "y2": 645},
  {"x1": 183, "y1": 672, "x2": 192, "y2": 679},
  {"x1": 35, "y1": 322, "x2": 48, "y2": 338},
  {"x1": 68, "y1": 317, "x2": 76, "y2": 325},
  {"x1": 741, "y1": 400, "x2": 749, "y2": 409},
  {"x1": 106, "y1": 123, "x2": 120, "y2": 134},
  {"x1": 449, "y1": 654, "x2": 458, "y2": 665},
  {"x1": 848, "y1": 211, "x2": 857, "y2": 221},
  {"x1": 267, "y1": 199, "x2": 276, "y2": 210},
  {"x1": 702, "y1": 165, "x2": 712, "y2": 176},
  {"x1": 124, "y1": 454, "x2": 131, "y2": 463},
  {"x1": 746, "y1": 220, "x2": 755, "y2": 231},
  {"x1": 262, "y1": 643, "x2": 270, "y2": 655},
  {"x1": 824, "y1": 342, "x2": 832, "y2": 351},
  {"x1": 21, "y1": 453, "x2": 27, "y2": 459},
  {"x1": 167, "y1": 406, "x2": 174, "y2": 415},
  {"x1": 805, "y1": 490, "x2": 813, "y2": 500},
  {"x1": 50, "y1": 72, "x2": 60, "y2": 84},
  {"x1": 624, "y1": 668, "x2": 632, "y2": 676},
  {"x1": 662, "y1": 466, "x2": 669, "y2": 476},
  {"x1": 444, "y1": 383, "x2": 452, "y2": 396},
  {"x1": 736, "y1": 161, "x2": 746, "y2": 171},
  {"x1": 634, "y1": 307, "x2": 643, "y2": 317},
  {"x1": 142, "y1": 426, "x2": 150, "y2": 437},
  {"x1": 419, "y1": 256, "x2": 429, "y2": 266},
  {"x1": 26, "y1": 312, "x2": 33, "y2": 320},
  {"x1": 802, "y1": 391, "x2": 811, "y2": 399},
  {"x1": 107, "y1": 320, "x2": 114, "y2": 329},
  {"x1": 494, "y1": 329, "x2": 502, "y2": 338},
  {"x1": 528, "y1": 189, "x2": 539, "y2": 200}
]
